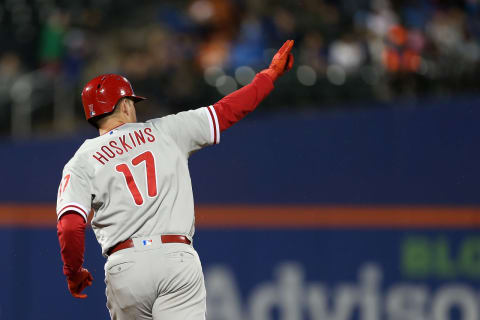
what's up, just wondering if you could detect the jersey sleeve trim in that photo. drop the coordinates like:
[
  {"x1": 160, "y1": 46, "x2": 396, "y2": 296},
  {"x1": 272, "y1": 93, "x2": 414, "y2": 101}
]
[
  {"x1": 205, "y1": 105, "x2": 220, "y2": 145},
  {"x1": 57, "y1": 202, "x2": 89, "y2": 223}
]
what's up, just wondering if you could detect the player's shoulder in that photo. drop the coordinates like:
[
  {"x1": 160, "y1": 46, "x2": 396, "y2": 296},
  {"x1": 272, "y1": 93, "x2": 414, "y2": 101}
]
[
  {"x1": 146, "y1": 107, "x2": 209, "y2": 128},
  {"x1": 62, "y1": 142, "x2": 88, "y2": 171},
  {"x1": 62, "y1": 137, "x2": 101, "y2": 174}
]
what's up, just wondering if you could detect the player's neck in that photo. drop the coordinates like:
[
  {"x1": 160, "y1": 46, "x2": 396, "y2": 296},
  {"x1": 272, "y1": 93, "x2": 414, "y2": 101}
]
[{"x1": 98, "y1": 119, "x2": 126, "y2": 135}]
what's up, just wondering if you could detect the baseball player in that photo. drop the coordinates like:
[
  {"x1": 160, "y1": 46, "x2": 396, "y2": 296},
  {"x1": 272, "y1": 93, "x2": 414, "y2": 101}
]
[{"x1": 56, "y1": 40, "x2": 294, "y2": 319}]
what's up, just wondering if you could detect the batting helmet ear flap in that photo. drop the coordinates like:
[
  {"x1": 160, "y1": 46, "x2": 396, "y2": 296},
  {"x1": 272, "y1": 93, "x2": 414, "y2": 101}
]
[{"x1": 81, "y1": 74, "x2": 147, "y2": 121}]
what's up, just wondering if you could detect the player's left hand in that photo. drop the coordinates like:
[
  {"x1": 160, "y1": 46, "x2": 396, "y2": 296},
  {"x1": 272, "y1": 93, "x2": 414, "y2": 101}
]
[
  {"x1": 66, "y1": 268, "x2": 93, "y2": 299},
  {"x1": 260, "y1": 40, "x2": 295, "y2": 82}
]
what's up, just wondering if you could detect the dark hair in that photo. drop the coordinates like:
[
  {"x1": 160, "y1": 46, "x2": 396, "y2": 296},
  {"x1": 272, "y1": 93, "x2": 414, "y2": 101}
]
[
  {"x1": 88, "y1": 110, "x2": 114, "y2": 128},
  {"x1": 87, "y1": 97, "x2": 130, "y2": 128}
]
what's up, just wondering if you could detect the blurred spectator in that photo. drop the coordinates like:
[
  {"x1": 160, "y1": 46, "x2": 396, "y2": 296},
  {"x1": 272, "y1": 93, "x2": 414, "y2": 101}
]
[
  {"x1": 299, "y1": 32, "x2": 327, "y2": 73},
  {"x1": 198, "y1": 34, "x2": 230, "y2": 69},
  {"x1": 229, "y1": 14, "x2": 266, "y2": 68},
  {"x1": 329, "y1": 33, "x2": 367, "y2": 73},
  {"x1": 39, "y1": 10, "x2": 70, "y2": 74},
  {"x1": 0, "y1": 52, "x2": 22, "y2": 129}
]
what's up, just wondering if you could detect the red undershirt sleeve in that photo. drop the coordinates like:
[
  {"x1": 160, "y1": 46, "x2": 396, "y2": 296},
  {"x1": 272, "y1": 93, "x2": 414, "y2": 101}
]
[
  {"x1": 57, "y1": 211, "x2": 86, "y2": 277},
  {"x1": 213, "y1": 72, "x2": 275, "y2": 132}
]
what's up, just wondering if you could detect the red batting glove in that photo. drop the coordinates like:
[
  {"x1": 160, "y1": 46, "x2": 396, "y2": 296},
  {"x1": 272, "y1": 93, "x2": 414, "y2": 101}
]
[
  {"x1": 66, "y1": 268, "x2": 93, "y2": 299},
  {"x1": 260, "y1": 40, "x2": 295, "y2": 82}
]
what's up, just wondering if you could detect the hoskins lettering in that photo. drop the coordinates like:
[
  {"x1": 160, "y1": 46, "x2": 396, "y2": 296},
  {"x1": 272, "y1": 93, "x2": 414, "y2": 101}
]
[{"x1": 92, "y1": 128, "x2": 156, "y2": 165}]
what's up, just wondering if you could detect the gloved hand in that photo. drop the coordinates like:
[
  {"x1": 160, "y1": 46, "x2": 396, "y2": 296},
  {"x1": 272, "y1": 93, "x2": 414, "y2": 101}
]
[
  {"x1": 260, "y1": 40, "x2": 295, "y2": 82},
  {"x1": 67, "y1": 267, "x2": 93, "y2": 299}
]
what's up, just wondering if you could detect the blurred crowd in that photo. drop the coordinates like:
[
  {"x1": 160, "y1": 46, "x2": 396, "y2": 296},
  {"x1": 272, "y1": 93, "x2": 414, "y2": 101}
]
[{"x1": 0, "y1": 0, "x2": 480, "y2": 135}]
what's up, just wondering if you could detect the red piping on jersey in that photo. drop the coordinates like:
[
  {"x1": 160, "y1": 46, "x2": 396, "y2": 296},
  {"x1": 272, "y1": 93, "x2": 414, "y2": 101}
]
[
  {"x1": 206, "y1": 106, "x2": 217, "y2": 144},
  {"x1": 58, "y1": 205, "x2": 88, "y2": 220}
]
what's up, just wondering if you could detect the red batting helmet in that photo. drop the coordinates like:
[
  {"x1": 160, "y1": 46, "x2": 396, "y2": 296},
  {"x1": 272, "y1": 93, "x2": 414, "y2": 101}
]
[{"x1": 81, "y1": 74, "x2": 146, "y2": 120}]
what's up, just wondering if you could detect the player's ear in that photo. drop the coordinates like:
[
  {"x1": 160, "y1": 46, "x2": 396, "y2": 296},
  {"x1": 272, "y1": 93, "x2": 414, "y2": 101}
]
[
  {"x1": 118, "y1": 98, "x2": 129, "y2": 116},
  {"x1": 126, "y1": 99, "x2": 137, "y2": 122},
  {"x1": 119, "y1": 98, "x2": 136, "y2": 122}
]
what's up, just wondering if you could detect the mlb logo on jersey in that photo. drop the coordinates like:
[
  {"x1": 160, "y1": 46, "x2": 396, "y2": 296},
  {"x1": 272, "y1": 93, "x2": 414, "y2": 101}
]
[{"x1": 142, "y1": 239, "x2": 153, "y2": 246}]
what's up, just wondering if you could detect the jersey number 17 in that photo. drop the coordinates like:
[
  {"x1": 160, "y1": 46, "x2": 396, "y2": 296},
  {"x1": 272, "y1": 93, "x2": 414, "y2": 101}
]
[{"x1": 115, "y1": 151, "x2": 157, "y2": 205}]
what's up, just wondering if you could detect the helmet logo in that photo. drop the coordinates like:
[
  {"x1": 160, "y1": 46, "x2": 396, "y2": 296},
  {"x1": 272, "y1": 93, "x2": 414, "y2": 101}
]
[{"x1": 89, "y1": 104, "x2": 96, "y2": 116}]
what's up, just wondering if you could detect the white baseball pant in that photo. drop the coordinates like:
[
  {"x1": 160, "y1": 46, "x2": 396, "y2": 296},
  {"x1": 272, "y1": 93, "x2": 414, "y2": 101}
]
[{"x1": 105, "y1": 239, "x2": 206, "y2": 319}]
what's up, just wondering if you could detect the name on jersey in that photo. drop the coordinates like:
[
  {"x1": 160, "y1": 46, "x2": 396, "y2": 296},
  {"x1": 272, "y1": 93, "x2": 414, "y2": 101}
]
[{"x1": 92, "y1": 128, "x2": 156, "y2": 165}]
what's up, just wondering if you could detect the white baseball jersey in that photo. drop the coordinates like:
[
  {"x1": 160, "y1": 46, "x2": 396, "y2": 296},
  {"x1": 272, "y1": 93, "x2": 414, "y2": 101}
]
[{"x1": 56, "y1": 106, "x2": 220, "y2": 256}]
